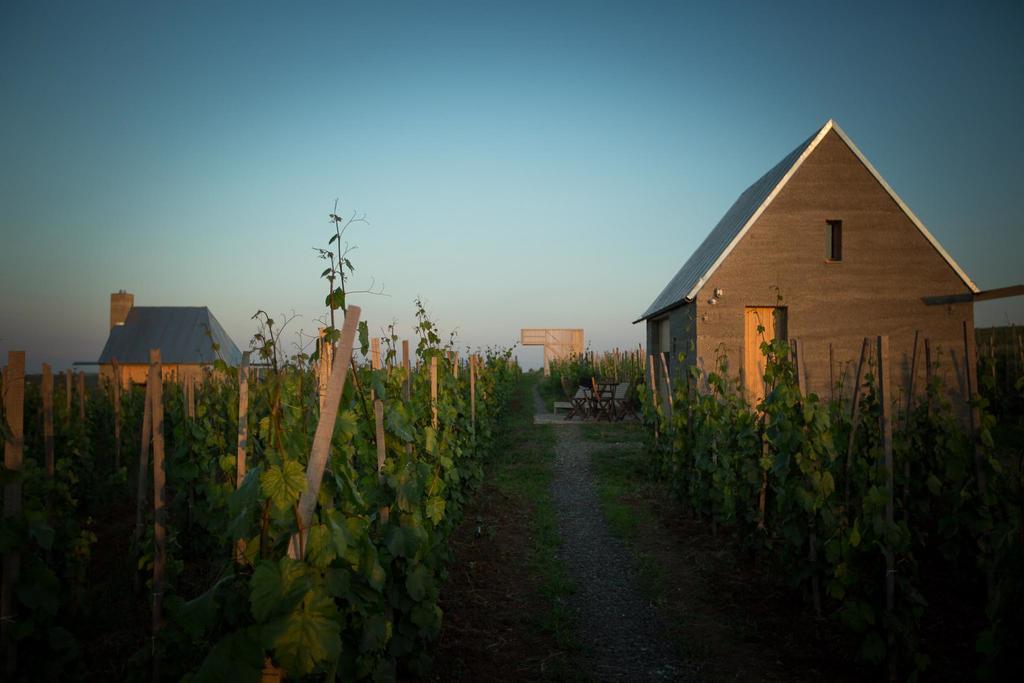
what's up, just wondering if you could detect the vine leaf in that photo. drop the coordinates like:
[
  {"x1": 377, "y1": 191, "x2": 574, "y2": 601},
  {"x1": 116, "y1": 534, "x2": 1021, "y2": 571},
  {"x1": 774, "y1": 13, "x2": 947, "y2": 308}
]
[
  {"x1": 250, "y1": 557, "x2": 310, "y2": 622},
  {"x1": 262, "y1": 588, "x2": 341, "y2": 676},
  {"x1": 425, "y1": 496, "x2": 445, "y2": 525},
  {"x1": 260, "y1": 461, "x2": 307, "y2": 511}
]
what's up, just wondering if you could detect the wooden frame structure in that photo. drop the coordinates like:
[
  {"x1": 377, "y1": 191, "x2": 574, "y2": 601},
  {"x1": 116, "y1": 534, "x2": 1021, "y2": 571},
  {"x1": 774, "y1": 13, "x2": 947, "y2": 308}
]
[{"x1": 520, "y1": 328, "x2": 584, "y2": 375}]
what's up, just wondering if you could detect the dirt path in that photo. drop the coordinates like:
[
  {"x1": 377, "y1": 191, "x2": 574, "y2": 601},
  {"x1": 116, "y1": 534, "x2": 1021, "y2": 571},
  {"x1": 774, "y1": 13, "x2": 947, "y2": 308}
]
[{"x1": 541, "y1": 389, "x2": 689, "y2": 681}]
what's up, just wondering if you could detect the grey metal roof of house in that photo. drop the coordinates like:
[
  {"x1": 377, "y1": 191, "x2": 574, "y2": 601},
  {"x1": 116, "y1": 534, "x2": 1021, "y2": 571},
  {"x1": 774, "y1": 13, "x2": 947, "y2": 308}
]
[
  {"x1": 635, "y1": 119, "x2": 978, "y2": 323},
  {"x1": 98, "y1": 307, "x2": 242, "y2": 365},
  {"x1": 637, "y1": 129, "x2": 819, "y2": 322}
]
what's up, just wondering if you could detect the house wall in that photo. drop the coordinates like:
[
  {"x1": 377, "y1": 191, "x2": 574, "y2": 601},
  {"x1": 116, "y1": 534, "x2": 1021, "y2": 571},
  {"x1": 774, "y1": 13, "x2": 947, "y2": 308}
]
[
  {"x1": 100, "y1": 363, "x2": 208, "y2": 389},
  {"x1": 693, "y1": 129, "x2": 975, "y2": 415},
  {"x1": 646, "y1": 304, "x2": 697, "y2": 392}
]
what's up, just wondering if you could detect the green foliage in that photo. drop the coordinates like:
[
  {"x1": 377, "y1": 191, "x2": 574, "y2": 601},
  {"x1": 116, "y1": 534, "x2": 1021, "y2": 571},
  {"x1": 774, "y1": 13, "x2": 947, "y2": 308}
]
[{"x1": 641, "y1": 337, "x2": 1023, "y2": 679}]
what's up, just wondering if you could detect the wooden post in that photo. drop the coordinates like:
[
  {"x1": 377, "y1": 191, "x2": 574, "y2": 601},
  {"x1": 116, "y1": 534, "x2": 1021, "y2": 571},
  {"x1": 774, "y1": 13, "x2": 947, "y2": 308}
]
[
  {"x1": 133, "y1": 358, "x2": 154, "y2": 561},
  {"x1": 648, "y1": 354, "x2": 659, "y2": 413},
  {"x1": 186, "y1": 374, "x2": 195, "y2": 419},
  {"x1": 402, "y1": 340, "x2": 411, "y2": 401},
  {"x1": 905, "y1": 332, "x2": 920, "y2": 429},
  {"x1": 77, "y1": 370, "x2": 86, "y2": 422},
  {"x1": 659, "y1": 352, "x2": 672, "y2": 418},
  {"x1": 64, "y1": 370, "x2": 71, "y2": 423},
  {"x1": 112, "y1": 359, "x2": 122, "y2": 470},
  {"x1": 371, "y1": 337, "x2": 381, "y2": 370},
  {"x1": 235, "y1": 352, "x2": 250, "y2": 562},
  {"x1": 430, "y1": 356, "x2": 438, "y2": 428},
  {"x1": 42, "y1": 363, "x2": 54, "y2": 479},
  {"x1": 317, "y1": 328, "x2": 333, "y2": 411},
  {"x1": 2, "y1": 351, "x2": 25, "y2": 675},
  {"x1": 962, "y1": 320, "x2": 987, "y2": 497},
  {"x1": 453, "y1": 351, "x2": 459, "y2": 379},
  {"x1": 793, "y1": 338, "x2": 808, "y2": 396},
  {"x1": 844, "y1": 337, "x2": 870, "y2": 512},
  {"x1": 289, "y1": 306, "x2": 361, "y2": 560},
  {"x1": 150, "y1": 349, "x2": 166, "y2": 678},
  {"x1": 924, "y1": 338, "x2": 933, "y2": 417},
  {"x1": 828, "y1": 343, "x2": 835, "y2": 403},
  {"x1": 374, "y1": 400, "x2": 389, "y2": 524},
  {"x1": 470, "y1": 355, "x2": 477, "y2": 430},
  {"x1": 876, "y1": 335, "x2": 896, "y2": 681}
]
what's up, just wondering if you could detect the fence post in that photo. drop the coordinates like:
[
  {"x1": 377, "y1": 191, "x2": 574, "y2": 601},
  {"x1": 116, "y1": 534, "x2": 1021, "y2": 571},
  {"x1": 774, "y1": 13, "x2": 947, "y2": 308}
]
[
  {"x1": 962, "y1": 320, "x2": 987, "y2": 497},
  {"x1": 844, "y1": 337, "x2": 870, "y2": 513},
  {"x1": 2, "y1": 351, "x2": 25, "y2": 676},
  {"x1": 289, "y1": 306, "x2": 361, "y2": 560},
  {"x1": 64, "y1": 370, "x2": 71, "y2": 424},
  {"x1": 77, "y1": 370, "x2": 86, "y2": 422},
  {"x1": 235, "y1": 351, "x2": 250, "y2": 563},
  {"x1": 150, "y1": 349, "x2": 166, "y2": 680},
  {"x1": 470, "y1": 355, "x2": 477, "y2": 431},
  {"x1": 876, "y1": 335, "x2": 896, "y2": 681},
  {"x1": 42, "y1": 363, "x2": 54, "y2": 479},
  {"x1": 133, "y1": 356, "x2": 154, "y2": 596},
  {"x1": 112, "y1": 359, "x2": 122, "y2": 470}
]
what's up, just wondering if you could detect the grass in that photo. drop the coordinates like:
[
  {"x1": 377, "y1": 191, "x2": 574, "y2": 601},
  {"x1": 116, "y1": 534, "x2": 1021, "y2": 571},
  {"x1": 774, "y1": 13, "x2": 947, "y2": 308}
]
[
  {"x1": 490, "y1": 372, "x2": 578, "y2": 652},
  {"x1": 587, "y1": 433, "x2": 669, "y2": 608}
]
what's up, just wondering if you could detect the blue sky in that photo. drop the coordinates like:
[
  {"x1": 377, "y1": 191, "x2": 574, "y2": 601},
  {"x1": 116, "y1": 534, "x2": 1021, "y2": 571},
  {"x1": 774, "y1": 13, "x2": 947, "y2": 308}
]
[{"x1": 1, "y1": 0, "x2": 1021, "y2": 371}]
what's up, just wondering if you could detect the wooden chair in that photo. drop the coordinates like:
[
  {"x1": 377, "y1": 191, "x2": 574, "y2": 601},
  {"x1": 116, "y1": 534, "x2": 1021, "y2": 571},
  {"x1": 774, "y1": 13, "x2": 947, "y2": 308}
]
[
  {"x1": 612, "y1": 382, "x2": 632, "y2": 420},
  {"x1": 567, "y1": 387, "x2": 590, "y2": 420},
  {"x1": 590, "y1": 378, "x2": 614, "y2": 421}
]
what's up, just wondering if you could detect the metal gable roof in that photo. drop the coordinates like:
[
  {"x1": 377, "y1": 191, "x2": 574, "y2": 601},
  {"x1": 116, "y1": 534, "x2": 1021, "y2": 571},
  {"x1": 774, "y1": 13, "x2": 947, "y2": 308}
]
[
  {"x1": 98, "y1": 306, "x2": 242, "y2": 365},
  {"x1": 635, "y1": 120, "x2": 979, "y2": 323}
]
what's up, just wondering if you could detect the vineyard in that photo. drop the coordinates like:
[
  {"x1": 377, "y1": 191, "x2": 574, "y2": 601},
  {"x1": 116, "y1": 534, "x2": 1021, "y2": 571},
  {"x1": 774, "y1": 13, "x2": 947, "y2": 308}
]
[
  {"x1": 635, "y1": 331, "x2": 1024, "y2": 679},
  {"x1": 0, "y1": 221, "x2": 522, "y2": 683}
]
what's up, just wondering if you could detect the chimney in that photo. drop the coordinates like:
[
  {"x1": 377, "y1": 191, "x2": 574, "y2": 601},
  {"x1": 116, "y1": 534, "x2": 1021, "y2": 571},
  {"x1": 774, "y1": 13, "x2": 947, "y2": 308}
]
[{"x1": 110, "y1": 290, "x2": 134, "y2": 329}]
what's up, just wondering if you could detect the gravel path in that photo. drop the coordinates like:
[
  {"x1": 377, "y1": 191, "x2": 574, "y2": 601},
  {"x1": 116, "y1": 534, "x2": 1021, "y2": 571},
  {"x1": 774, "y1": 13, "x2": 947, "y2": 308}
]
[{"x1": 539, "y1": 388, "x2": 688, "y2": 681}]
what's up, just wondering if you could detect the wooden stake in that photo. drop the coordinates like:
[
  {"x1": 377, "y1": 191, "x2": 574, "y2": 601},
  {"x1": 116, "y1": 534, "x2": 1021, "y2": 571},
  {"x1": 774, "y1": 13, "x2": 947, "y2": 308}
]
[
  {"x1": 133, "y1": 357, "x2": 154, "y2": 560},
  {"x1": 374, "y1": 400, "x2": 389, "y2": 524},
  {"x1": 453, "y1": 351, "x2": 459, "y2": 379},
  {"x1": 470, "y1": 355, "x2": 477, "y2": 430},
  {"x1": 2, "y1": 351, "x2": 24, "y2": 675},
  {"x1": 962, "y1": 320, "x2": 987, "y2": 497},
  {"x1": 431, "y1": 356, "x2": 438, "y2": 428},
  {"x1": 648, "y1": 354, "x2": 659, "y2": 412},
  {"x1": 42, "y1": 363, "x2": 54, "y2": 479},
  {"x1": 64, "y1": 370, "x2": 71, "y2": 423},
  {"x1": 289, "y1": 306, "x2": 361, "y2": 560},
  {"x1": 877, "y1": 336, "x2": 896, "y2": 681},
  {"x1": 793, "y1": 338, "x2": 807, "y2": 396},
  {"x1": 317, "y1": 327, "x2": 333, "y2": 411},
  {"x1": 402, "y1": 340, "x2": 411, "y2": 401},
  {"x1": 186, "y1": 374, "x2": 195, "y2": 419},
  {"x1": 150, "y1": 349, "x2": 166, "y2": 678},
  {"x1": 77, "y1": 370, "x2": 86, "y2": 422},
  {"x1": 371, "y1": 337, "x2": 381, "y2": 370},
  {"x1": 924, "y1": 338, "x2": 933, "y2": 417},
  {"x1": 659, "y1": 352, "x2": 672, "y2": 418},
  {"x1": 112, "y1": 359, "x2": 122, "y2": 470},
  {"x1": 235, "y1": 352, "x2": 250, "y2": 562},
  {"x1": 844, "y1": 337, "x2": 870, "y2": 512},
  {"x1": 828, "y1": 343, "x2": 835, "y2": 403}
]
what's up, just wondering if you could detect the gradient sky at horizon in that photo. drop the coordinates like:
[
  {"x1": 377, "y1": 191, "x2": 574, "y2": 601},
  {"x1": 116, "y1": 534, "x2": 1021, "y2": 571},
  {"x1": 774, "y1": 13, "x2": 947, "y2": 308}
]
[{"x1": 1, "y1": 0, "x2": 1022, "y2": 372}]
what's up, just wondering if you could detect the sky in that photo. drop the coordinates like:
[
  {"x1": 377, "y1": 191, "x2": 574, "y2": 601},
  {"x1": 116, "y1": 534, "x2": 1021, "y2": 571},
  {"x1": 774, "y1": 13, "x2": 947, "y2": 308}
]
[{"x1": 1, "y1": 0, "x2": 1022, "y2": 372}]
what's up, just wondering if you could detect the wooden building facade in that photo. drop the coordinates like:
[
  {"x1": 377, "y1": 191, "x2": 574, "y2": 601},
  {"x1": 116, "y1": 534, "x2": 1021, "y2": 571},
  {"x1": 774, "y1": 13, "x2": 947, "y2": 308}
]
[
  {"x1": 637, "y1": 120, "x2": 981, "y2": 411},
  {"x1": 98, "y1": 291, "x2": 242, "y2": 387}
]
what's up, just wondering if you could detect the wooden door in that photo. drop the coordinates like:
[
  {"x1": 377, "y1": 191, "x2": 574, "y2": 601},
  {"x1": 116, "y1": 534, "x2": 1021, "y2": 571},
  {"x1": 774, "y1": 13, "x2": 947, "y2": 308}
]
[{"x1": 744, "y1": 307, "x2": 787, "y2": 405}]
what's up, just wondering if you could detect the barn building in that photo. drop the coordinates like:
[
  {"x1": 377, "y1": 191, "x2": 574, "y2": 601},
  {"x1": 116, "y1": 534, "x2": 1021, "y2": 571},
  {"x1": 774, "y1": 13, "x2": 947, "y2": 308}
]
[
  {"x1": 98, "y1": 291, "x2": 242, "y2": 387},
  {"x1": 636, "y1": 119, "x2": 998, "y2": 408}
]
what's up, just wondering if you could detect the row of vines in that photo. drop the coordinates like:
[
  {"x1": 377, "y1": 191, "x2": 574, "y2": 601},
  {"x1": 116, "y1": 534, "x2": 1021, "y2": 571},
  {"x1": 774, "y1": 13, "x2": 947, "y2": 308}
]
[
  {"x1": 1, "y1": 307, "x2": 518, "y2": 681},
  {"x1": 640, "y1": 333, "x2": 1023, "y2": 680},
  {"x1": 0, "y1": 208, "x2": 521, "y2": 681}
]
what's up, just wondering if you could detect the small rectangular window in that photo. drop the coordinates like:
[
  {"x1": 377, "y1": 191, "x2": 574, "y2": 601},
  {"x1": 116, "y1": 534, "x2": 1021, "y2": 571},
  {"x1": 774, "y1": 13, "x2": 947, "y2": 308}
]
[{"x1": 826, "y1": 220, "x2": 842, "y2": 261}]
